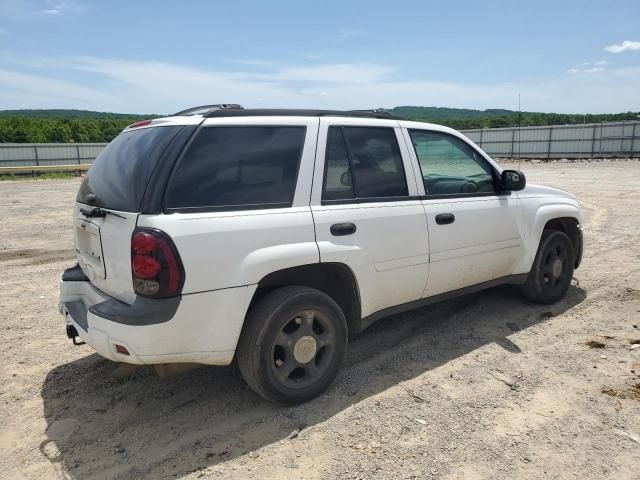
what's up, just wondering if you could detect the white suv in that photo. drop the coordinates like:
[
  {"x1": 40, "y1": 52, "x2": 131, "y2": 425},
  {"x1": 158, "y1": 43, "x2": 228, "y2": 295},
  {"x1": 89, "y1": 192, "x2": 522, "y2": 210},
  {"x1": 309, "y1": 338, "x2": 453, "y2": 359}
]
[{"x1": 59, "y1": 105, "x2": 583, "y2": 404}]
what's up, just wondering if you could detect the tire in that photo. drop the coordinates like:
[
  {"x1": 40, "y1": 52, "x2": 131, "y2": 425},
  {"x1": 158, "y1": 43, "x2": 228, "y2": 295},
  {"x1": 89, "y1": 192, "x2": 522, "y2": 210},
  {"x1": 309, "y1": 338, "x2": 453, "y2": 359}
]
[
  {"x1": 520, "y1": 230, "x2": 574, "y2": 304},
  {"x1": 236, "y1": 286, "x2": 348, "y2": 404}
]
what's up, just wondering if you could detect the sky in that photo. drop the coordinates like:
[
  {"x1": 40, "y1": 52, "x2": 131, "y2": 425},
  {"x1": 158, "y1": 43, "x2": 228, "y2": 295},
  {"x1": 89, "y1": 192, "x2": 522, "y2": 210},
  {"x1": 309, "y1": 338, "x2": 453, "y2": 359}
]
[{"x1": 0, "y1": 0, "x2": 639, "y2": 114}]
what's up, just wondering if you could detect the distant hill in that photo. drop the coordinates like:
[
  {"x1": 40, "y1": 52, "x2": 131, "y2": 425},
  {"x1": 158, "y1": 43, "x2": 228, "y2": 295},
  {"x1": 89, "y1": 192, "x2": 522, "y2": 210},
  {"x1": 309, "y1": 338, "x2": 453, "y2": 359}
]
[
  {"x1": 390, "y1": 106, "x2": 519, "y2": 120},
  {"x1": 0, "y1": 109, "x2": 159, "y2": 119},
  {"x1": 389, "y1": 106, "x2": 640, "y2": 129},
  {"x1": 0, "y1": 107, "x2": 638, "y2": 143}
]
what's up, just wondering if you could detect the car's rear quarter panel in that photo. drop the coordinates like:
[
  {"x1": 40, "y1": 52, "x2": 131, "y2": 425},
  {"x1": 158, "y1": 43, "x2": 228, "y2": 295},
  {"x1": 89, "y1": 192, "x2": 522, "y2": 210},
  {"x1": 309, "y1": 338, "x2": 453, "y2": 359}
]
[{"x1": 137, "y1": 207, "x2": 319, "y2": 293}]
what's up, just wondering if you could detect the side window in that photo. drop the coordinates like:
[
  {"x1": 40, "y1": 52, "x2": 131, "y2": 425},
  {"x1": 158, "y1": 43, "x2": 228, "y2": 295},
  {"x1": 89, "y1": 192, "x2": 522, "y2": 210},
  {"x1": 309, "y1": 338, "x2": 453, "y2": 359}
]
[
  {"x1": 409, "y1": 130, "x2": 496, "y2": 196},
  {"x1": 165, "y1": 126, "x2": 306, "y2": 210},
  {"x1": 322, "y1": 126, "x2": 408, "y2": 201}
]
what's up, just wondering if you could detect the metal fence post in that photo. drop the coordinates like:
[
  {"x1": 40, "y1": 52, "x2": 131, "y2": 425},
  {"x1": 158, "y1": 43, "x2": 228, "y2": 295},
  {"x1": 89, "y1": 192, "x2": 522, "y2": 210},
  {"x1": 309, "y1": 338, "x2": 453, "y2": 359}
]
[
  {"x1": 546, "y1": 126, "x2": 553, "y2": 159},
  {"x1": 76, "y1": 144, "x2": 81, "y2": 165},
  {"x1": 479, "y1": 129, "x2": 483, "y2": 148},
  {"x1": 33, "y1": 145, "x2": 39, "y2": 166},
  {"x1": 632, "y1": 122, "x2": 637, "y2": 157},
  {"x1": 511, "y1": 128, "x2": 515, "y2": 157}
]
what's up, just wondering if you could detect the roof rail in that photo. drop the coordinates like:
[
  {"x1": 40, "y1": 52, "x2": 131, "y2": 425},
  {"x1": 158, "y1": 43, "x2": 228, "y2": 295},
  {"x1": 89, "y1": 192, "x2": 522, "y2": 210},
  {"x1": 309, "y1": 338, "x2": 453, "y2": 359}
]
[
  {"x1": 202, "y1": 108, "x2": 405, "y2": 120},
  {"x1": 172, "y1": 104, "x2": 244, "y2": 116}
]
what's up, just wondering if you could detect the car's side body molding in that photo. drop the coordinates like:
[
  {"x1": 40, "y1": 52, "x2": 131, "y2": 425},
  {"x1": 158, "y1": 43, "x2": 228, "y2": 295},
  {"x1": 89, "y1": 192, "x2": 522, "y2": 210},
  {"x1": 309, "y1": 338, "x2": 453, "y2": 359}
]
[{"x1": 359, "y1": 273, "x2": 529, "y2": 332}]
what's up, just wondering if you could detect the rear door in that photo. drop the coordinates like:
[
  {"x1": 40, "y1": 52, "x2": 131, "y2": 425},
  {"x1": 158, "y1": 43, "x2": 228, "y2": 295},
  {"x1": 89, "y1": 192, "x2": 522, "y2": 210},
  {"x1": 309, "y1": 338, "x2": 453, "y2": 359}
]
[
  {"x1": 311, "y1": 118, "x2": 429, "y2": 318},
  {"x1": 403, "y1": 127, "x2": 524, "y2": 297},
  {"x1": 74, "y1": 125, "x2": 186, "y2": 304}
]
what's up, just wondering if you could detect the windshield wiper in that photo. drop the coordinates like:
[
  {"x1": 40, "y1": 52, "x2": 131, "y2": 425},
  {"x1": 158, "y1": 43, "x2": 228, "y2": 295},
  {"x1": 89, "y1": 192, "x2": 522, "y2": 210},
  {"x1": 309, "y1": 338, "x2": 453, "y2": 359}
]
[{"x1": 80, "y1": 207, "x2": 126, "y2": 219}]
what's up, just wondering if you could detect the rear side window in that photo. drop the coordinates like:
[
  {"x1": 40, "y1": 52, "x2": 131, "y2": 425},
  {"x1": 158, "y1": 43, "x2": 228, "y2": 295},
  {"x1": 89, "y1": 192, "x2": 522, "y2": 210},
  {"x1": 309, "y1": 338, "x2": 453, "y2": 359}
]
[
  {"x1": 77, "y1": 126, "x2": 182, "y2": 212},
  {"x1": 323, "y1": 126, "x2": 408, "y2": 201},
  {"x1": 165, "y1": 126, "x2": 306, "y2": 211}
]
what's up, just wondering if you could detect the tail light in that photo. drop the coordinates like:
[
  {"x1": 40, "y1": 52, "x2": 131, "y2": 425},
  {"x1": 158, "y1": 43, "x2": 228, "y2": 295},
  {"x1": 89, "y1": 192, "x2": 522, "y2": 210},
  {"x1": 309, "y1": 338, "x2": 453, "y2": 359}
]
[{"x1": 131, "y1": 228, "x2": 185, "y2": 298}]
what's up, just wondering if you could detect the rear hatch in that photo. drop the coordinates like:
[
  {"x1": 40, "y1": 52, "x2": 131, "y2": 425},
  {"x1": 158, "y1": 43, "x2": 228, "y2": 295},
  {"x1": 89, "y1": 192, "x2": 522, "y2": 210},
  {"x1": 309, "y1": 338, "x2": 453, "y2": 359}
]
[{"x1": 74, "y1": 124, "x2": 185, "y2": 304}]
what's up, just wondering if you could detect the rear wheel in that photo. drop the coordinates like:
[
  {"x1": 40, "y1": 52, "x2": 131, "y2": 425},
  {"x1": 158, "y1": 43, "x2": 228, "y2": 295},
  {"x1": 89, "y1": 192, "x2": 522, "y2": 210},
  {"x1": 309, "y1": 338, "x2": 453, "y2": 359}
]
[
  {"x1": 520, "y1": 230, "x2": 574, "y2": 304},
  {"x1": 236, "y1": 286, "x2": 348, "y2": 404}
]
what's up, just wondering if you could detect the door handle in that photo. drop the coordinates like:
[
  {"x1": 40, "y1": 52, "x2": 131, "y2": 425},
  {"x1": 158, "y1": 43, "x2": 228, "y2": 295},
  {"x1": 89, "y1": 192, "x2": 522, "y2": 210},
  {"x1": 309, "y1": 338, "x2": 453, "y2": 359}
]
[
  {"x1": 330, "y1": 222, "x2": 357, "y2": 236},
  {"x1": 435, "y1": 213, "x2": 455, "y2": 225}
]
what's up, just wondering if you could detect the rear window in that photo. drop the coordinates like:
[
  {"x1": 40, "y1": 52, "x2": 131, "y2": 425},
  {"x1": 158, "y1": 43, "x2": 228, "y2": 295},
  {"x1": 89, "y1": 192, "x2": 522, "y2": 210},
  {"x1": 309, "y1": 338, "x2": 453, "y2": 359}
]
[
  {"x1": 77, "y1": 126, "x2": 182, "y2": 212},
  {"x1": 165, "y1": 126, "x2": 306, "y2": 211}
]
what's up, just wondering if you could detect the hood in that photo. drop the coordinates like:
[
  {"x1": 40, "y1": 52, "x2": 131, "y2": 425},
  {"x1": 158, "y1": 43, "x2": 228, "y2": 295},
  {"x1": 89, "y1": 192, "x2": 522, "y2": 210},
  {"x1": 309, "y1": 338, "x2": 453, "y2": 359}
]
[{"x1": 520, "y1": 183, "x2": 578, "y2": 202}]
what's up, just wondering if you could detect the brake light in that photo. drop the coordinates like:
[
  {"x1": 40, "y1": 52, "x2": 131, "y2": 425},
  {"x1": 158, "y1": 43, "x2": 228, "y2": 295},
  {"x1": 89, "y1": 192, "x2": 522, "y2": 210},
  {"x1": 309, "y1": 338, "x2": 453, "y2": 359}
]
[
  {"x1": 131, "y1": 228, "x2": 185, "y2": 298},
  {"x1": 128, "y1": 119, "x2": 152, "y2": 129}
]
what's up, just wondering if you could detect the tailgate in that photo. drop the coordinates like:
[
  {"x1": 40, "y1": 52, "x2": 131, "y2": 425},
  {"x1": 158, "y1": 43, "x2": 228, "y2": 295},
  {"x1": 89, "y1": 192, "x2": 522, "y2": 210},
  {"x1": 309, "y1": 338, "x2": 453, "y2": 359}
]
[{"x1": 74, "y1": 203, "x2": 139, "y2": 304}]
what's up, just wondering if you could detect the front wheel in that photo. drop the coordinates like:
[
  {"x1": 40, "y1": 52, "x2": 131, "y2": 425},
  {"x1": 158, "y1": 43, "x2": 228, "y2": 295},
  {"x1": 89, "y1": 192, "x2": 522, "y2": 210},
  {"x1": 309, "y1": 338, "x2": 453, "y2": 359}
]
[
  {"x1": 236, "y1": 286, "x2": 348, "y2": 404},
  {"x1": 520, "y1": 230, "x2": 574, "y2": 304}
]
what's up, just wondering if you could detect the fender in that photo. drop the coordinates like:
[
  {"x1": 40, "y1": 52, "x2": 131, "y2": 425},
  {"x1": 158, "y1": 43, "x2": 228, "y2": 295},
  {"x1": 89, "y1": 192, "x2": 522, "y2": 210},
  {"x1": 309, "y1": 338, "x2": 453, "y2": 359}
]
[{"x1": 513, "y1": 202, "x2": 582, "y2": 274}]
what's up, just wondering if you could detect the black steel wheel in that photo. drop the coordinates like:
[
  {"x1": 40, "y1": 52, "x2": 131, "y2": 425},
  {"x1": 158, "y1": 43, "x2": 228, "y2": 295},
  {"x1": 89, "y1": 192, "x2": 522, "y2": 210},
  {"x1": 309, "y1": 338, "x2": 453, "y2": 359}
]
[
  {"x1": 520, "y1": 230, "x2": 574, "y2": 304},
  {"x1": 236, "y1": 286, "x2": 347, "y2": 404}
]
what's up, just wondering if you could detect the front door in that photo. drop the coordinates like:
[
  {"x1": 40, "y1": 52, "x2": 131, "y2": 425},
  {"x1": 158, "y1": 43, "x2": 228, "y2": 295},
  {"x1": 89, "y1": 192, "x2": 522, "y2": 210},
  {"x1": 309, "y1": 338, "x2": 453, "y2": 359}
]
[{"x1": 404, "y1": 128, "x2": 524, "y2": 297}]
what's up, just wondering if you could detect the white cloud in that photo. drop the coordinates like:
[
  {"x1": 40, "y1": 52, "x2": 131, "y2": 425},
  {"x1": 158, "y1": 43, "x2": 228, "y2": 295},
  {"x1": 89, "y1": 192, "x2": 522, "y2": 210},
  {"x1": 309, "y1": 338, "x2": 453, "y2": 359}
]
[
  {"x1": 595, "y1": 60, "x2": 608, "y2": 66},
  {"x1": 0, "y1": 68, "x2": 115, "y2": 109},
  {"x1": 605, "y1": 40, "x2": 640, "y2": 53},
  {"x1": 566, "y1": 63, "x2": 606, "y2": 74},
  {"x1": 0, "y1": 54, "x2": 638, "y2": 114},
  {"x1": 0, "y1": 0, "x2": 88, "y2": 17}
]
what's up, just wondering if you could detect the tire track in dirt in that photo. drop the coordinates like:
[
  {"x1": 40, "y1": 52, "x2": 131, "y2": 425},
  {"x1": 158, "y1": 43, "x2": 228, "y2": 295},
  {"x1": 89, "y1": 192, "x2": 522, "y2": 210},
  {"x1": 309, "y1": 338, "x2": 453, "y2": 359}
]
[{"x1": 0, "y1": 248, "x2": 75, "y2": 265}]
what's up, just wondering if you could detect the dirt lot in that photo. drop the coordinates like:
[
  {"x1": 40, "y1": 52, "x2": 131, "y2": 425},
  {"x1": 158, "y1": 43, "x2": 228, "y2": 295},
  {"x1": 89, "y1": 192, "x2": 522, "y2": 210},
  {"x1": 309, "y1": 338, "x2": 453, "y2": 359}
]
[{"x1": 1, "y1": 161, "x2": 639, "y2": 480}]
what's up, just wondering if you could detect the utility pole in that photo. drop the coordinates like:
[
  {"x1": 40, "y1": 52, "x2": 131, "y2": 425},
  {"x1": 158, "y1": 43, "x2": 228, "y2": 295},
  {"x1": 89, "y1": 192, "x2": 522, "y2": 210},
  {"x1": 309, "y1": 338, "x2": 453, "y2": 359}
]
[{"x1": 517, "y1": 93, "x2": 521, "y2": 166}]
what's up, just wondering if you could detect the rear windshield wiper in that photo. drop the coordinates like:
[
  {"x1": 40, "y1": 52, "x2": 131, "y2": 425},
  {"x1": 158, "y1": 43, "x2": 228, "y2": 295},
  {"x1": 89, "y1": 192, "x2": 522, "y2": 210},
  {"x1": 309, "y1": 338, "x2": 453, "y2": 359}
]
[{"x1": 80, "y1": 207, "x2": 126, "y2": 219}]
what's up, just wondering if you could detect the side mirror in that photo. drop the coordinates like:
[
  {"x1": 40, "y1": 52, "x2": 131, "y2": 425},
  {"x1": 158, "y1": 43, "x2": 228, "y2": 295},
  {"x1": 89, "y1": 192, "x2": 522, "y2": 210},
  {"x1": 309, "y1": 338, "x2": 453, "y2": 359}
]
[{"x1": 500, "y1": 169, "x2": 526, "y2": 191}]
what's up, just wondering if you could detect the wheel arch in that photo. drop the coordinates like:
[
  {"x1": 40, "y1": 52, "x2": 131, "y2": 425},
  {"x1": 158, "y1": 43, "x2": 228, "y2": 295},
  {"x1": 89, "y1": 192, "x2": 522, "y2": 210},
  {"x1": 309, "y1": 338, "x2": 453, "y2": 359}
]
[
  {"x1": 541, "y1": 216, "x2": 583, "y2": 269},
  {"x1": 517, "y1": 205, "x2": 583, "y2": 273},
  {"x1": 249, "y1": 263, "x2": 362, "y2": 337}
]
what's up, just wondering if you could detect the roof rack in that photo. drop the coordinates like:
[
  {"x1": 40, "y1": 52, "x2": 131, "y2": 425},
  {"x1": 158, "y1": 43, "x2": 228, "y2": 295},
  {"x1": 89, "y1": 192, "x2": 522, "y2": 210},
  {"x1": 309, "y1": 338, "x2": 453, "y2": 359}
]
[
  {"x1": 172, "y1": 104, "x2": 244, "y2": 116},
  {"x1": 202, "y1": 108, "x2": 405, "y2": 120}
]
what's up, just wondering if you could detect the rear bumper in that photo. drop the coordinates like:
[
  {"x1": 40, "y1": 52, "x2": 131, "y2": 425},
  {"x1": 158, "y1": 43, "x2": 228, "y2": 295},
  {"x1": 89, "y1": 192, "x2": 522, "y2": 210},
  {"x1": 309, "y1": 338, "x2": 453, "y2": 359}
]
[{"x1": 59, "y1": 266, "x2": 257, "y2": 366}]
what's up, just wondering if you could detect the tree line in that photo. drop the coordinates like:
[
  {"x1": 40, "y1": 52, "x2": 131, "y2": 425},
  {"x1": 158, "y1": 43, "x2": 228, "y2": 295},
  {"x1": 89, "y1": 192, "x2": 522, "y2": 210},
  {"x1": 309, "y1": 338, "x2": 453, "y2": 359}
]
[
  {"x1": 390, "y1": 106, "x2": 640, "y2": 130},
  {"x1": 0, "y1": 108, "x2": 638, "y2": 143},
  {"x1": 0, "y1": 117, "x2": 150, "y2": 143}
]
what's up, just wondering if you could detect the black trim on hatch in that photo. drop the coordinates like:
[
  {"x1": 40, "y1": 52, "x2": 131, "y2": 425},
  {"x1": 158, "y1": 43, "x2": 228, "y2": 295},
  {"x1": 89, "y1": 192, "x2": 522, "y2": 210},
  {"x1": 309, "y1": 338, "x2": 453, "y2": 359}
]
[
  {"x1": 140, "y1": 125, "x2": 200, "y2": 215},
  {"x1": 62, "y1": 264, "x2": 89, "y2": 282},
  {"x1": 89, "y1": 295, "x2": 181, "y2": 326}
]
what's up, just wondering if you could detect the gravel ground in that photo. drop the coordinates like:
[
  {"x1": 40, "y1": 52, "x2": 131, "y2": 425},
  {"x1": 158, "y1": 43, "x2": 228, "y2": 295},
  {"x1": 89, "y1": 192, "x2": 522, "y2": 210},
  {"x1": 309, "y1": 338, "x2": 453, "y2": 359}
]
[{"x1": 0, "y1": 160, "x2": 639, "y2": 480}]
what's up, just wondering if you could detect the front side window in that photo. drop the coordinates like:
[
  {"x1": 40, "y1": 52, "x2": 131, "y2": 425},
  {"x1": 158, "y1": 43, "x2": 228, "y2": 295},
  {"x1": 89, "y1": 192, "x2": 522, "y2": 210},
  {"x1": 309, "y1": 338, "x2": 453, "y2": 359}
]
[
  {"x1": 409, "y1": 130, "x2": 496, "y2": 196},
  {"x1": 323, "y1": 126, "x2": 408, "y2": 201},
  {"x1": 165, "y1": 126, "x2": 306, "y2": 210}
]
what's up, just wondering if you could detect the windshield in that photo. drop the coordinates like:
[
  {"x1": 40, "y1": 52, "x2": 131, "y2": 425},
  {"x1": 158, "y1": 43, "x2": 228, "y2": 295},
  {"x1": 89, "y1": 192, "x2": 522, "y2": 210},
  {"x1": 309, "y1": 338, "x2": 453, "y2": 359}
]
[{"x1": 77, "y1": 126, "x2": 182, "y2": 212}]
